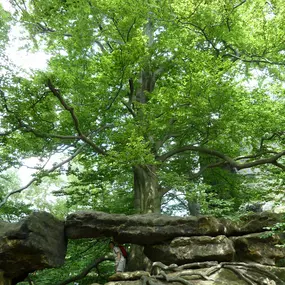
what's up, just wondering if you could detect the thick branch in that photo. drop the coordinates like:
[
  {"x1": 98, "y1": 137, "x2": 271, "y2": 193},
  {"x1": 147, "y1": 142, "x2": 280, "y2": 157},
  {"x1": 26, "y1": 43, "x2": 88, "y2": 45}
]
[
  {"x1": 19, "y1": 120, "x2": 81, "y2": 140},
  {"x1": 157, "y1": 145, "x2": 236, "y2": 164},
  {"x1": 189, "y1": 161, "x2": 225, "y2": 180},
  {"x1": 222, "y1": 53, "x2": 285, "y2": 66},
  {"x1": 36, "y1": 22, "x2": 72, "y2": 37},
  {"x1": 56, "y1": 256, "x2": 113, "y2": 285},
  {"x1": 0, "y1": 145, "x2": 84, "y2": 208},
  {"x1": 233, "y1": 0, "x2": 247, "y2": 9},
  {"x1": 157, "y1": 145, "x2": 285, "y2": 171},
  {"x1": 237, "y1": 150, "x2": 285, "y2": 170},
  {"x1": 121, "y1": 100, "x2": 136, "y2": 117},
  {"x1": 47, "y1": 79, "x2": 106, "y2": 155}
]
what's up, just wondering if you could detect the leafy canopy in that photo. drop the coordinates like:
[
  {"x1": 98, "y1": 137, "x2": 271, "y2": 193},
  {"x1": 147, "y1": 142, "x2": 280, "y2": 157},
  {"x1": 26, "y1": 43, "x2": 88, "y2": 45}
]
[{"x1": 0, "y1": 0, "x2": 284, "y2": 214}]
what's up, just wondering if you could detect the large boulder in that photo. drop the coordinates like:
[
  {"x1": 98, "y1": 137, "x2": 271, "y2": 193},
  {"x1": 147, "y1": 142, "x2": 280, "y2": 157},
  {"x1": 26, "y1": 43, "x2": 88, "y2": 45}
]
[
  {"x1": 231, "y1": 232, "x2": 285, "y2": 265},
  {"x1": 144, "y1": 236, "x2": 235, "y2": 265},
  {"x1": 0, "y1": 211, "x2": 67, "y2": 281}
]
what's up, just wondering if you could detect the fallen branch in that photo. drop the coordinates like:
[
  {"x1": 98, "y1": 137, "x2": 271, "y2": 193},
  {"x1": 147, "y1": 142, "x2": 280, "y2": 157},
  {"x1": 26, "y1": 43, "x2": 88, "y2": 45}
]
[{"x1": 56, "y1": 256, "x2": 113, "y2": 285}]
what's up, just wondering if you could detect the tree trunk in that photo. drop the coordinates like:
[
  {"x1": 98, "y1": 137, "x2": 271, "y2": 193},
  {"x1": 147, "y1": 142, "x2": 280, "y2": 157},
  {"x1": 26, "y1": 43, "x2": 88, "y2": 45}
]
[
  {"x1": 129, "y1": 165, "x2": 161, "y2": 272},
  {"x1": 187, "y1": 200, "x2": 201, "y2": 216},
  {"x1": 133, "y1": 165, "x2": 162, "y2": 214}
]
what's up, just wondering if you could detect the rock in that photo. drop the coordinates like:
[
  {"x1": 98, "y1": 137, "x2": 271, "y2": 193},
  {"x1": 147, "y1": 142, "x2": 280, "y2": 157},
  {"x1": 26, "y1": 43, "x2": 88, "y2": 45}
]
[
  {"x1": 109, "y1": 271, "x2": 150, "y2": 281},
  {"x1": 105, "y1": 264, "x2": 285, "y2": 285},
  {"x1": 0, "y1": 211, "x2": 67, "y2": 280},
  {"x1": 66, "y1": 211, "x2": 284, "y2": 244},
  {"x1": 231, "y1": 232, "x2": 285, "y2": 265},
  {"x1": 144, "y1": 236, "x2": 235, "y2": 265},
  {"x1": 65, "y1": 211, "x2": 225, "y2": 244},
  {"x1": 1, "y1": 210, "x2": 284, "y2": 285},
  {"x1": 106, "y1": 281, "x2": 141, "y2": 285},
  {"x1": 222, "y1": 211, "x2": 284, "y2": 236}
]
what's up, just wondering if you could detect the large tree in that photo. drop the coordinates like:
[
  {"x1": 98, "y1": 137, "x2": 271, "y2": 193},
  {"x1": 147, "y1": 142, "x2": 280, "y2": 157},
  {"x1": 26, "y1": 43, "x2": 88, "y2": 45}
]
[{"x1": 0, "y1": 0, "x2": 284, "y2": 214}]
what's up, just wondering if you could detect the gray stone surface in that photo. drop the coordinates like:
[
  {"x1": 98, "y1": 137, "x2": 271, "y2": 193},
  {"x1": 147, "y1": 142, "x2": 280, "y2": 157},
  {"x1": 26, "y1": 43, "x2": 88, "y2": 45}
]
[
  {"x1": 231, "y1": 232, "x2": 285, "y2": 265},
  {"x1": 1, "y1": 210, "x2": 284, "y2": 284},
  {"x1": 109, "y1": 271, "x2": 150, "y2": 281},
  {"x1": 0, "y1": 211, "x2": 66, "y2": 280},
  {"x1": 221, "y1": 211, "x2": 284, "y2": 235},
  {"x1": 65, "y1": 211, "x2": 225, "y2": 244},
  {"x1": 144, "y1": 236, "x2": 235, "y2": 265},
  {"x1": 65, "y1": 211, "x2": 284, "y2": 244}
]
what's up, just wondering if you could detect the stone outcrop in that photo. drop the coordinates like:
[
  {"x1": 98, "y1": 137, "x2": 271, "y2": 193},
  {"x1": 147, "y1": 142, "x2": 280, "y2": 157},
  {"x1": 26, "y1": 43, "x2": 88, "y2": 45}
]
[
  {"x1": 1, "y1": 210, "x2": 285, "y2": 285},
  {"x1": 65, "y1": 211, "x2": 225, "y2": 243},
  {"x1": 0, "y1": 211, "x2": 66, "y2": 283},
  {"x1": 221, "y1": 211, "x2": 285, "y2": 236},
  {"x1": 109, "y1": 271, "x2": 150, "y2": 281},
  {"x1": 144, "y1": 233, "x2": 285, "y2": 266},
  {"x1": 231, "y1": 232, "x2": 285, "y2": 265},
  {"x1": 65, "y1": 211, "x2": 283, "y2": 244},
  {"x1": 144, "y1": 236, "x2": 235, "y2": 265}
]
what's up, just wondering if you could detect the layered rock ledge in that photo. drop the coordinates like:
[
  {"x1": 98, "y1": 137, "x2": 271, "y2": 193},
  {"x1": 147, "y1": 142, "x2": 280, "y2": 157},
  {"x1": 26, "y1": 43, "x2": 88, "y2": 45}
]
[
  {"x1": 1, "y1": 210, "x2": 285, "y2": 284},
  {"x1": 65, "y1": 210, "x2": 284, "y2": 244}
]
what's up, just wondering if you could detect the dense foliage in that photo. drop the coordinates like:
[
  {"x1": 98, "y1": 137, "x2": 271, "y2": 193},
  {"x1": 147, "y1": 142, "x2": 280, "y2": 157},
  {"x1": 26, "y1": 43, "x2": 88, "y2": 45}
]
[{"x1": 1, "y1": 0, "x2": 284, "y2": 216}]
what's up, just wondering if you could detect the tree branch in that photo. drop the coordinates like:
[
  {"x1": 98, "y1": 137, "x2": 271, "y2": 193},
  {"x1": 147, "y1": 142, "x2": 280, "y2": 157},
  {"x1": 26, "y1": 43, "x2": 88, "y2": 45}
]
[
  {"x1": 189, "y1": 161, "x2": 225, "y2": 180},
  {"x1": 157, "y1": 145, "x2": 236, "y2": 164},
  {"x1": 47, "y1": 79, "x2": 106, "y2": 155},
  {"x1": 157, "y1": 145, "x2": 285, "y2": 171},
  {"x1": 0, "y1": 145, "x2": 84, "y2": 208},
  {"x1": 106, "y1": 65, "x2": 126, "y2": 110},
  {"x1": 222, "y1": 52, "x2": 285, "y2": 66},
  {"x1": 35, "y1": 22, "x2": 72, "y2": 37},
  {"x1": 126, "y1": 18, "x2": 137, "y2": 42},
  {"x1": 177, "y1": 20, "x2": 285, "y2": 66},
  {"x1": 56, "y1": 256, "x2": 113, "y2": 285},
  {"x1": 18, "y1": 120, "x2": 81, "y2": 140},
  {"x1": 233, "y1": 0, "x2": 247, "y2": 9},
  {"x1": 121, "y1": 100, "x2": 136, "y2": 117},
  {"x1": 236, "y1": 150, "x2": 285, "y2": 170}
]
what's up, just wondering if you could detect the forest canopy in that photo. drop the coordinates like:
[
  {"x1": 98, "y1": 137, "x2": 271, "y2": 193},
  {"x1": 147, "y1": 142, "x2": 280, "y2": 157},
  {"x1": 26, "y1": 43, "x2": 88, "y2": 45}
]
[{"x1": 0, "y1": 0, "x2": 284, "y2": 217}]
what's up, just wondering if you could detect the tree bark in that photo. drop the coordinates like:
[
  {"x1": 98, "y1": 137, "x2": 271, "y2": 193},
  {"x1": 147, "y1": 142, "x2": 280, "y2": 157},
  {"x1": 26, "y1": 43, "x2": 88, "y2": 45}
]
[
  {"x1": 131, "y1": 165, "x2": 161, "y2": 272},
  {"x1": 133, "y1": 165, "x2": 162, "y2": 214}
]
